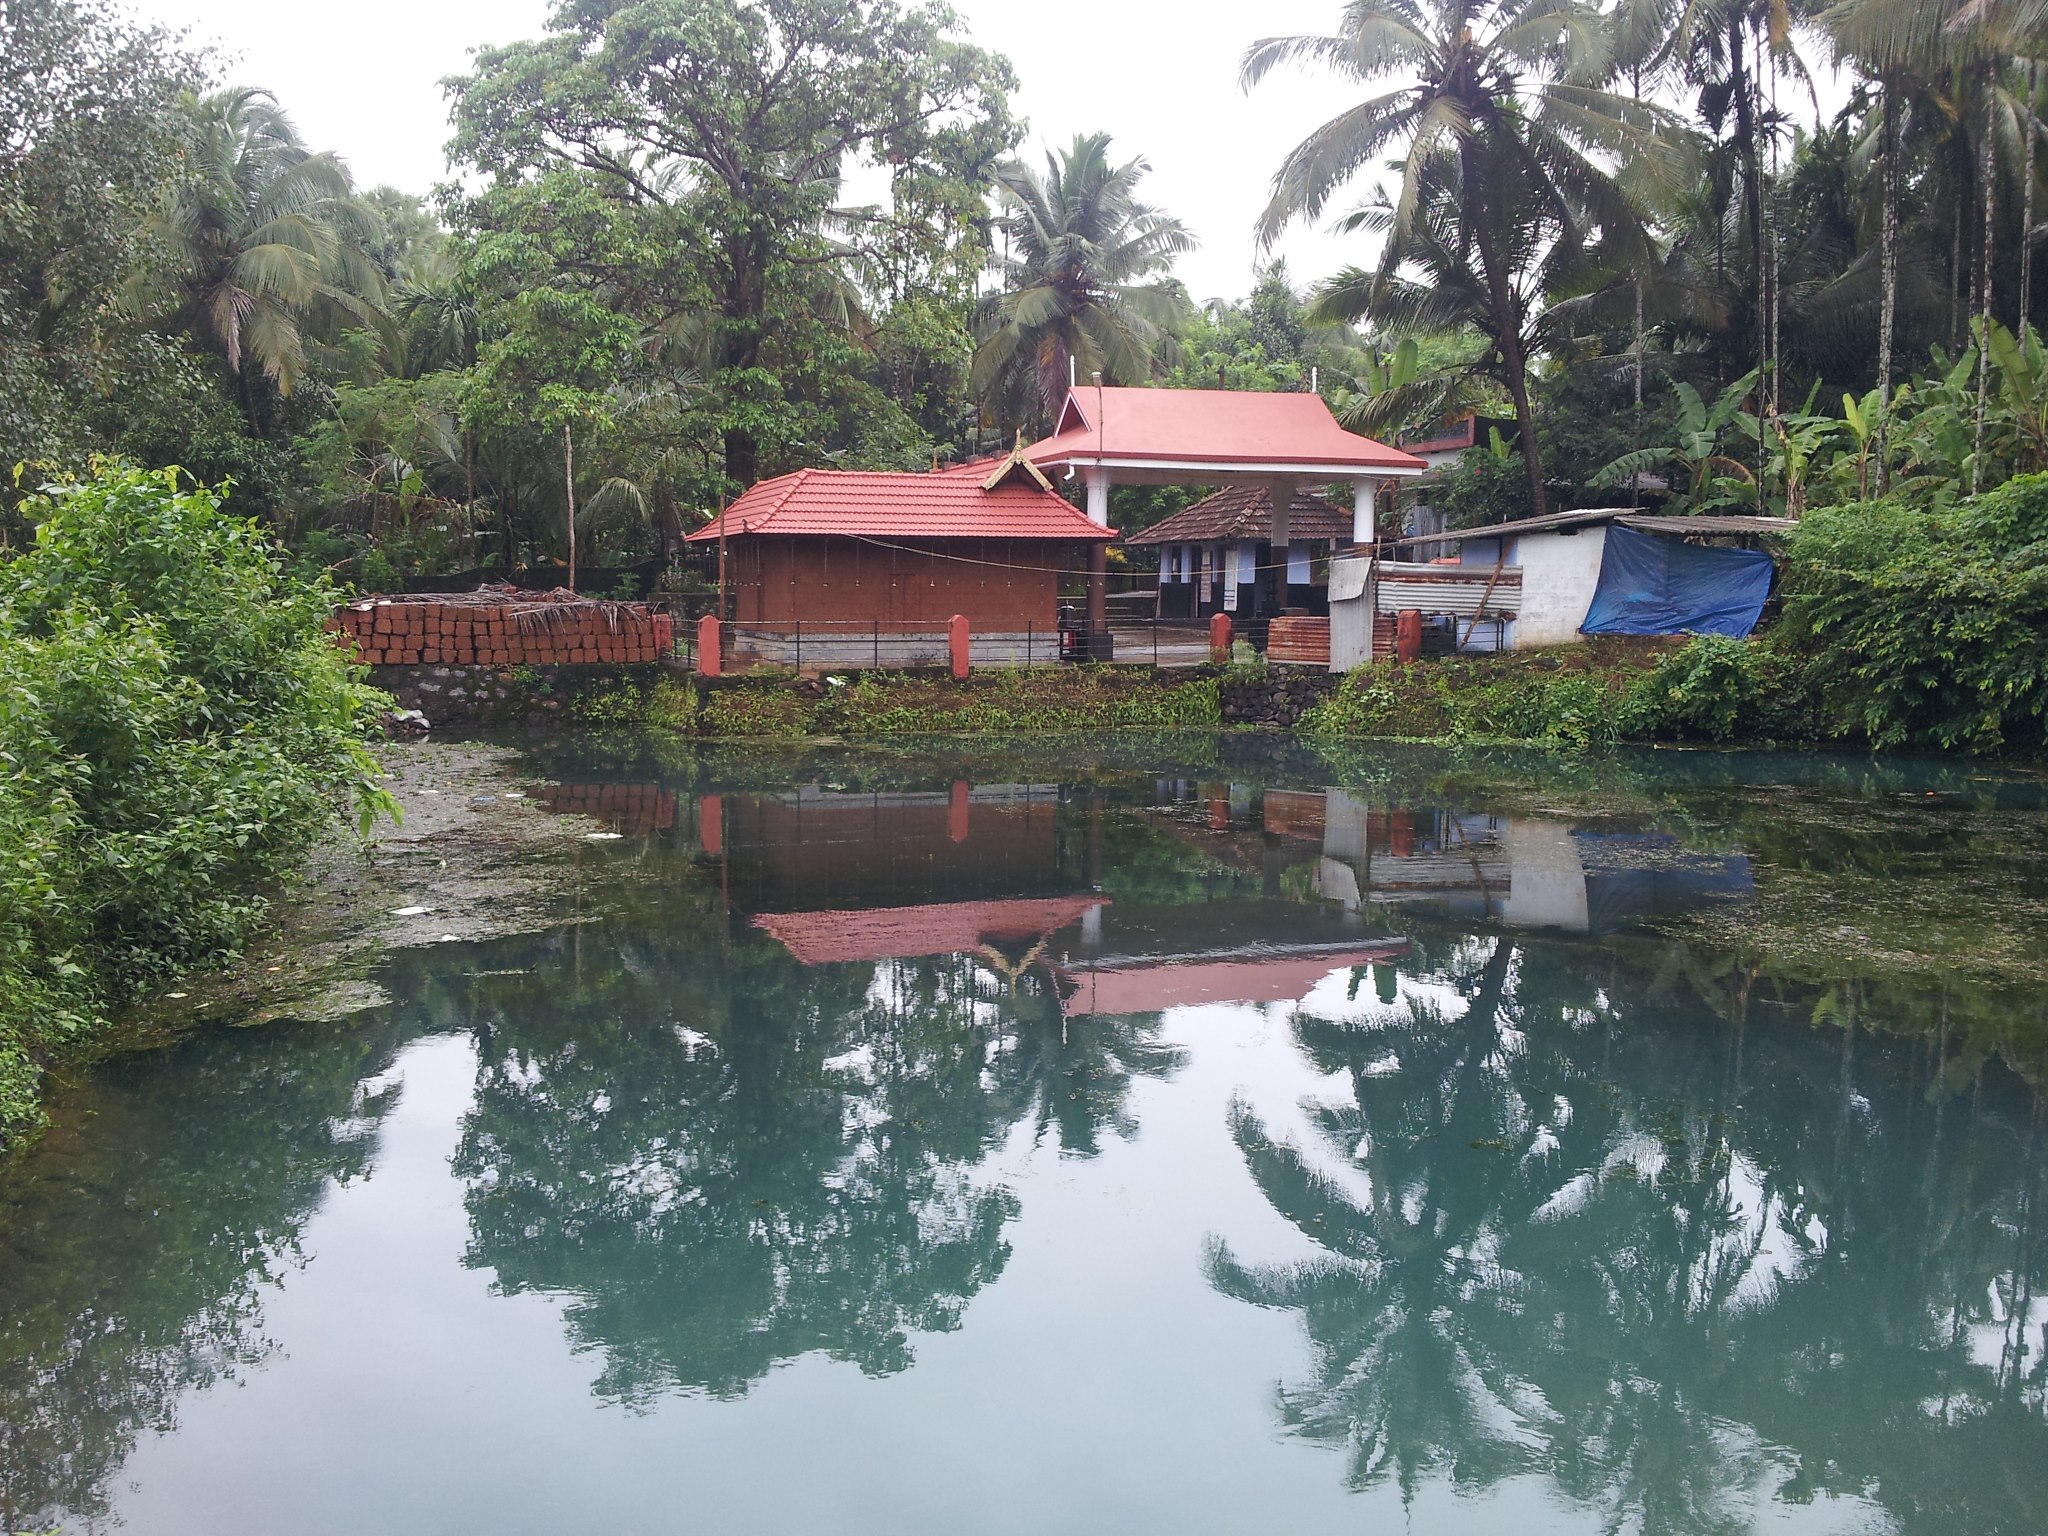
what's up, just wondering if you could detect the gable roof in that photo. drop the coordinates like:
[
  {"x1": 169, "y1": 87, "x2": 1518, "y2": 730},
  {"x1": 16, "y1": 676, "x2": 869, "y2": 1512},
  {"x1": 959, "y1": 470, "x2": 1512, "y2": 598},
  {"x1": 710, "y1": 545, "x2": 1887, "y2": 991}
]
[
  {"x1": 686, "y1": 467, "x2": 1115, "y2": 544},
  {"x1": 752, "y1": 895, "x2": 1106, "y2": 965},
  {"x1": 1026, "y1": 386, "x2": 1427, "y2": 476},
  {"x1": 1123, "y1": 485, "x2": 1353, "y2": 546}
]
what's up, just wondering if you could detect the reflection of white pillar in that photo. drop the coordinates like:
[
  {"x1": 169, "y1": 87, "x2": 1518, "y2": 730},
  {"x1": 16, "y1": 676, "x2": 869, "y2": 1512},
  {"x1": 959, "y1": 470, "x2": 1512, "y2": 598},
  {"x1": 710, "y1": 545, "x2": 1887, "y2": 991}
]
[
  {"x1": 1085, "y1": 466, "x2": 1112, "y2": 527},
  {"x1": 1352, "y1": 479, "x2": 1376, "y2": 545},
  {"x1": 1081, "y1": 900, "x2": 1103, "y2": 949}
]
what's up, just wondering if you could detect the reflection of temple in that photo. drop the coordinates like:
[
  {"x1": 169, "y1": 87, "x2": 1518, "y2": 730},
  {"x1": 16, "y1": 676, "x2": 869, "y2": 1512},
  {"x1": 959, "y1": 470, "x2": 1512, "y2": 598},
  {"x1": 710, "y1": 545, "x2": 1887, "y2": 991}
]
[
  {"x1": 671, "y1": 777, "x2": 1752, "y2": 1021},
  {"x1": 698, "y1": 783, "x2": 1419, "y2": 1016},
  {"x1": 1157, "y1": 783, "x2": 1753, "y2": 935}
]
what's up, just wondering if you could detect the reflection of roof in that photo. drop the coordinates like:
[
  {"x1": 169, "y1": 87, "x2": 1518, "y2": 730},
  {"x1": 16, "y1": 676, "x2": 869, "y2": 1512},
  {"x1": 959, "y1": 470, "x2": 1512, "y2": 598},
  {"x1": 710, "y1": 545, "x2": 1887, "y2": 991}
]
[
  {"x1": 1026, "y1": 387, "x2": 1425, "y2": 475},
  {"x1": 1055, "y1": 940, "x2": 1410, "y2": 1017},
  {"x1": 686, "y1": 468, "x2": 1114, "y2": 544},
  {"x1": 1123, "y1": 486, "x2": 1352, "y2": 546},
  {"x1": 754, "y1": 894, "x2": 1105, "y2": 965}
]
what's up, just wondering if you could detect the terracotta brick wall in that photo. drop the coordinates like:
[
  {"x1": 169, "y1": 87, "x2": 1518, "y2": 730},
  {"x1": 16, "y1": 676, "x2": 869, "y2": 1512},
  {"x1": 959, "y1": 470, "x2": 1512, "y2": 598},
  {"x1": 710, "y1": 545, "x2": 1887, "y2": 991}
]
[{"x1": 329, "y1": 593, "x2": 674, "y2": 666}]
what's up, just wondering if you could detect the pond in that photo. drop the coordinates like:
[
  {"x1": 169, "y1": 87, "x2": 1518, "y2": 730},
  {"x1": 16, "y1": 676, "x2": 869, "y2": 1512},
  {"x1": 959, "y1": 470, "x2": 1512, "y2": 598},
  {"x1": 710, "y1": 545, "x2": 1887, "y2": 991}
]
[{"x1": 2, "y1": 734, "x2": 2045, "y2": 1535}]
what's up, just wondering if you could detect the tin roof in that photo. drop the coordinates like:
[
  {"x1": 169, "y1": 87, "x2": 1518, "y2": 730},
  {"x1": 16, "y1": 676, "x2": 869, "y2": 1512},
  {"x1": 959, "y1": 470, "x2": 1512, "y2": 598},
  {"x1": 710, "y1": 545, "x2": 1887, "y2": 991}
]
[
  {"x1": 1123, "y1": 485, "x2": 1353, "y2": 546},
  {"x1": 1387, "y1": 508, "x2": 1796, "y2": 547},
  {"x1": 1026, "y1": 387, "x2": 1426, "y2": 476},
  {"x1": 687, "y1": 466, "x2": 1114, "y2": 544}
]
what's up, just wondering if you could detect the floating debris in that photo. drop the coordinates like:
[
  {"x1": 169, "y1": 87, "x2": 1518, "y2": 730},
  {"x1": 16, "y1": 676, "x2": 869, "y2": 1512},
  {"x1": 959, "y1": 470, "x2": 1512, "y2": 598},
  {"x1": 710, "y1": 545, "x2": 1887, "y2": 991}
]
[
  {"x1": 390, "y1": 905, "x2": 436, "y2": 917},
  {"x1": 584, "y1": 831, "x2": 625, "y2": 842}
]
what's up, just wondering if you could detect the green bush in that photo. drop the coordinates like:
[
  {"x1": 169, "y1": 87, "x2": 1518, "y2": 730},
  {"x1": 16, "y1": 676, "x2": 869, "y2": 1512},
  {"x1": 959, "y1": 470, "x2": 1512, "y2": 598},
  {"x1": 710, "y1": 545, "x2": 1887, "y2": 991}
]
[
  {"x1": 1782, "y1": 476, "x2": 2048, "y2": 752},
  {"x1": 0, "y1": 466, "x2": 393, "y2": 1145},
  {"x1": 1621, "y1": 635, "x2": 1762, "y2": 742}
]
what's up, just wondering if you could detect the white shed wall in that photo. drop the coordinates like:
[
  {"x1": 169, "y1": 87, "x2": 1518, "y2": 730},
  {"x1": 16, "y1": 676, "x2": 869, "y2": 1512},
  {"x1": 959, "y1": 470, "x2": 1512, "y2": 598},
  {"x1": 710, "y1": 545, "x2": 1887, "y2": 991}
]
[{"x1": 1510, "y1": 527, "x2": 1607, "y2": 647}]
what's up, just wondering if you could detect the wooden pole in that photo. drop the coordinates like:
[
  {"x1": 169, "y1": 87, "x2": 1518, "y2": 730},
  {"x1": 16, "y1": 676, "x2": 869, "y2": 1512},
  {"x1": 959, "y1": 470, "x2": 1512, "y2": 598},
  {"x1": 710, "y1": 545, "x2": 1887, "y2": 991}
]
[{"x1": 563, "y1": 423, "x2": 578, "y2": 593}]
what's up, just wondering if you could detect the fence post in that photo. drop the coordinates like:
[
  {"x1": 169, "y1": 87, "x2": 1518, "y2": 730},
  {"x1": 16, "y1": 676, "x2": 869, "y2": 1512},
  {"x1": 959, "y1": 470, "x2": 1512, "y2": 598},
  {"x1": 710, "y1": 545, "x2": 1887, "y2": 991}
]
[
  {"x1": 873, "y1": 620, "x2": 880, "y2": 671},
  {"x1": 1026, "y1": 621, "x2": 1033, "y2": 666},
  {"x1": 794, "y1": 620, "x2": 802, "y2": 673},
  {"x1": 1397, "y1": 609, "x2": 1423, "y2": 665},
  {"x1": 949, "y1": 613, "x2": 970, "y2": 680},
  {"x1": 696, "y1": 614, "x2": 722, "y2": 678},
  {"x1": 1209, "y1": 611, "x2": 1232, "y2": 663}
]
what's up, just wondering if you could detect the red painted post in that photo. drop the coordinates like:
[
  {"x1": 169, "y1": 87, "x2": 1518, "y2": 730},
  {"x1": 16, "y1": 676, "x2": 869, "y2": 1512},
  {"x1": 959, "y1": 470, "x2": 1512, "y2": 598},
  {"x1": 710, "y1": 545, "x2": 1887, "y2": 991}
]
[
  {"x1": 696, "y1": 614, "x2": 721, "y2": 677},
  {"x1": 699, "y1": 793, "x2": 723, "y2": 857},
  {"x1": 949, "y1": 613, "x2": 970, "y2": 680},
  {"x1": 1209, "y1": 611, "x2": 1233, "y2": 662},
  {"x1": 948, "y1": 779, "x2": 971, "y2": 843},
  {"x1": 1396, "y1": 609, "x2": 1423, "y2": 665}
]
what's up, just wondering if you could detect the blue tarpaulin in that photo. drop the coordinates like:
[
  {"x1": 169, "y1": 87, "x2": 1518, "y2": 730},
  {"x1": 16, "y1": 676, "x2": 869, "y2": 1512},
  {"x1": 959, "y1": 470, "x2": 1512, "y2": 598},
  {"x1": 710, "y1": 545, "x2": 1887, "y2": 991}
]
[{"x1": 1579, "y1": 524, "x2": 1774, "y2": 637}]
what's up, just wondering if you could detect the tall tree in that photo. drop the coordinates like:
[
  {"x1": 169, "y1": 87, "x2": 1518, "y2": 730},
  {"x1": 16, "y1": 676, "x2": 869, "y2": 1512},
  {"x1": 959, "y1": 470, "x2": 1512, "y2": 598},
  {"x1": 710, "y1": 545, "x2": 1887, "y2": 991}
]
[
  {"x1": 969, "y1": 132, "x2": 1195, "y2": 429},
  {"x1": 0, "y1": 0, "x2": 196, "y2": 477},
  {"x1": 129, "y1": 87, "x2": 384, "y2": 428},
  {"x1": 1244, "y1": 0, "x2": 1671, "y2": 517},
  {"x1": 446, "y1": 0, "x2": 1016, "y2": 490}
]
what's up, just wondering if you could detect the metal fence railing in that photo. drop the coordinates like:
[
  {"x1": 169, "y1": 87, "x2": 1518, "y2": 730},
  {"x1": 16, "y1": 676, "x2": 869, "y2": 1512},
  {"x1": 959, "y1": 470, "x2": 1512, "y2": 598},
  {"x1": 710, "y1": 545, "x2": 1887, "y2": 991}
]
[{"x1": 667, "y1": 618, "x2": 1225, "y2": 672}]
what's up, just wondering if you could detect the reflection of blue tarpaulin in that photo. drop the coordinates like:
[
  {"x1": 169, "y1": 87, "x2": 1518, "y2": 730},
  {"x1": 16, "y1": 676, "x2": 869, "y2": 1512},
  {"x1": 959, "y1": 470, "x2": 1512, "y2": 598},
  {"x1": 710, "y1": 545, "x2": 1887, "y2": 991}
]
[
  {"x1": 1573, "y1": 830, "x2": 1754, "y2": 934},
  {"x1": 1580, "y1": 524, "x2": 1774, "y2": 637}
]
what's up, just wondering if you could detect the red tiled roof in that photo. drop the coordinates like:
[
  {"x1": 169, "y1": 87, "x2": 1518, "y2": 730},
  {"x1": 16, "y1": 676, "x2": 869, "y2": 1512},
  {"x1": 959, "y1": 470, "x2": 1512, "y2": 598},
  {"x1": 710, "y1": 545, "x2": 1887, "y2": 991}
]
[
  {"x1": 1123, "y1": 485, "x2": 1352, "y2": 546},
  {"x1": 1026, "y1": 387, "x2": 1426, "y2": 475},
  {"x1": 687, "y1": 467, "x2": 1114, "y2": 543},
  {"x1": 753, "y1": 895, "x2": 1107, "y2": 966}
]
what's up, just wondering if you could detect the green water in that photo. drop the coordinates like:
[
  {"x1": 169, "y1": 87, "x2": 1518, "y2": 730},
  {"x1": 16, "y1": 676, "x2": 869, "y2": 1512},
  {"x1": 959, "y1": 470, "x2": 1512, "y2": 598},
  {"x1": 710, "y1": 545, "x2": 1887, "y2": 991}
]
[{"x1": 3, "y1": 735, "x2": 2045, "y2": 1534}]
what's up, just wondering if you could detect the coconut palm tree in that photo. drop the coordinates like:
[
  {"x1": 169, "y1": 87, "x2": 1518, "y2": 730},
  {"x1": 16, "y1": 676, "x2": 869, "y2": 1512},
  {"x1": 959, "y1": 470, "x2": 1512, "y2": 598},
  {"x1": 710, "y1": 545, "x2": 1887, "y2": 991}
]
[
  {"x1": 970, "y1": 132, "x2": 1195, "y2": 430},
  {"x1": 131, "y1": 87, "x2": 383, "y2": 426},
  {"x1": 1244, "y1": 0, "x2": 1677, "y2": 517}
]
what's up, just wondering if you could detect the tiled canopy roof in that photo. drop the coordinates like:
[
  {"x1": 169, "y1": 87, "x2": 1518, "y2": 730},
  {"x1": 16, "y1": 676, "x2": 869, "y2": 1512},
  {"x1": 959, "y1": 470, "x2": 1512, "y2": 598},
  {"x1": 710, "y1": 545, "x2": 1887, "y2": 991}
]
[
  {"x1": 751, "y1": 894, "x2": 1106, "y2": 966},
  {"x1": 1054, "y1": 940, "x2": 1411, "y2": 1017},
  {"x1": 686, "y1": 466, "x2": 1113, "y2": 544},
  {"x1": 1123, "y1": 485, "x2": 1353, "y2": 546},
  {"x1": 1026, "y1": 387, "x2": 1427, "y2": 474}
]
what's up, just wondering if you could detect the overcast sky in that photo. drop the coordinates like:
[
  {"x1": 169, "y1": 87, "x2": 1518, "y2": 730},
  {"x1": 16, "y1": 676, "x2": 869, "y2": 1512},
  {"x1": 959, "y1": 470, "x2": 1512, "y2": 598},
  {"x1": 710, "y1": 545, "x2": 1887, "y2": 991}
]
[{"x1": 126, "y1": 0, "x2": 1397, "y2": 301}]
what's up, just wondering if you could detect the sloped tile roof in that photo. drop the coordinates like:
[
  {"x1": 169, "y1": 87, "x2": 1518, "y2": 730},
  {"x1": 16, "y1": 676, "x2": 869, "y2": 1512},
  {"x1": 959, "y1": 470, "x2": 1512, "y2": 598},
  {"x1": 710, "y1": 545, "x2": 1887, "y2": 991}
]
[
  {"x1": 1123, "y1": 485, "x2": 1353, "y2": 546},
  {"x1": 752, "y1": 894, "x2": 1107, "y2": 965},
  {"x1": 1026, "y1": 387, "x2": 1427, "y2": 474},
  {"x1": 686, "y1": 467, "x2": 1114, "y2": 543}
]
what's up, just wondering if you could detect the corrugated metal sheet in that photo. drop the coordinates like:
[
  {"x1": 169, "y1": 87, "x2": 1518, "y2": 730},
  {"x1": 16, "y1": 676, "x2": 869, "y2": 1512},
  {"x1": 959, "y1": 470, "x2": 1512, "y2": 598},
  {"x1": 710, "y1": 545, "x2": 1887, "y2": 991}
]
[{"x1": 1374, "y1": 563, "x2": 1523, "y2": 616}]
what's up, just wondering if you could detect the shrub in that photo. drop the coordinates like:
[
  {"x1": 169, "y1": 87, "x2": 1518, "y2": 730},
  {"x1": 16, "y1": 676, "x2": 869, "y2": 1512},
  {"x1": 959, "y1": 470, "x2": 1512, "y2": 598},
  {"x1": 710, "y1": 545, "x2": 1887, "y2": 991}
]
[
  {"x1": 0, "y1": 466, "x2": 393, "y2": 1145},
  {"x1": 1621, "y1": 635, "x2": 1762, "y2": 742},
  {"x1": 1782, "y1": 476, "x2": 2048, "y2": 752}
]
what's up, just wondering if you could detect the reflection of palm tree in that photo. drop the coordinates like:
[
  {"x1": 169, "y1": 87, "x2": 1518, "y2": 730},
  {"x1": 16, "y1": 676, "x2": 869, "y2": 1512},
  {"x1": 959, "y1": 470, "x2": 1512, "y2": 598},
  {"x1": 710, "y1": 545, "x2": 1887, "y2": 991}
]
[
  {"x1": 1207, "y1": 940, "x2": 1550, "y2": 1495},
  {"x1": 987, "y1": 974, "x2": 1187, "y2": 1158},
  {"x1": 1210, "y1": 926, "x2": 2048, "y2": 1532}
]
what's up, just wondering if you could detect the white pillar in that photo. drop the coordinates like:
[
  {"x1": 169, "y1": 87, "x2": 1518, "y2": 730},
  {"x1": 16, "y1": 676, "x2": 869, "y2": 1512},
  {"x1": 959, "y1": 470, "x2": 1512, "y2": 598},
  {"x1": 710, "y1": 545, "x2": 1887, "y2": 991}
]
[
  {"x1": 1085, "y1": 466, "x2": 1112, "y2": 527},
  {"x1": 1268, "y1": 479, "x2": 1291, "y2": 550},
  {"x1": 1352, "y1": 479, "x2": 1376, "y2": 546}
]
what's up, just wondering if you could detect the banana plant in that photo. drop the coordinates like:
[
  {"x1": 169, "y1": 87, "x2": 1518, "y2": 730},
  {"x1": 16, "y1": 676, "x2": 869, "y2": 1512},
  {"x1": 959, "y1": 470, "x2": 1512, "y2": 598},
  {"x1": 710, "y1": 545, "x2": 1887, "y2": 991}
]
[
  {"x1": 1834, "y1": 387, "x2": 1888, "y2": 501},
  {"x1": 1592, "y1": 369, "x2": 1763, "y2": 512}
]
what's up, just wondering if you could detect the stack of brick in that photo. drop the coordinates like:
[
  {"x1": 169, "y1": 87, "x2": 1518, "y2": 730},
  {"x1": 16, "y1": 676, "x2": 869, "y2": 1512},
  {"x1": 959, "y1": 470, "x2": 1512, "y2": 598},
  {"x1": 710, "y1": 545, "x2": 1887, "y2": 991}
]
[
  {"x1": 536, "y1": 782, "x2": 678, "y2": 834},
  {"x1": 329, "y1": 589, "x2": 675, "y2": 666}
]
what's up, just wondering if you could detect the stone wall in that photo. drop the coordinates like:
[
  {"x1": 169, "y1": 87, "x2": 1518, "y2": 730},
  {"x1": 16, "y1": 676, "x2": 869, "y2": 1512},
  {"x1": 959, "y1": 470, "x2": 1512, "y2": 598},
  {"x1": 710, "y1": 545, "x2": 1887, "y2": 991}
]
[
  {"x1": 369, "y1": 662, "x2": 684, "y2": 728},
  {"x1": 1219, "y1": 667, "x2": 1337, "y2": 727}
]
